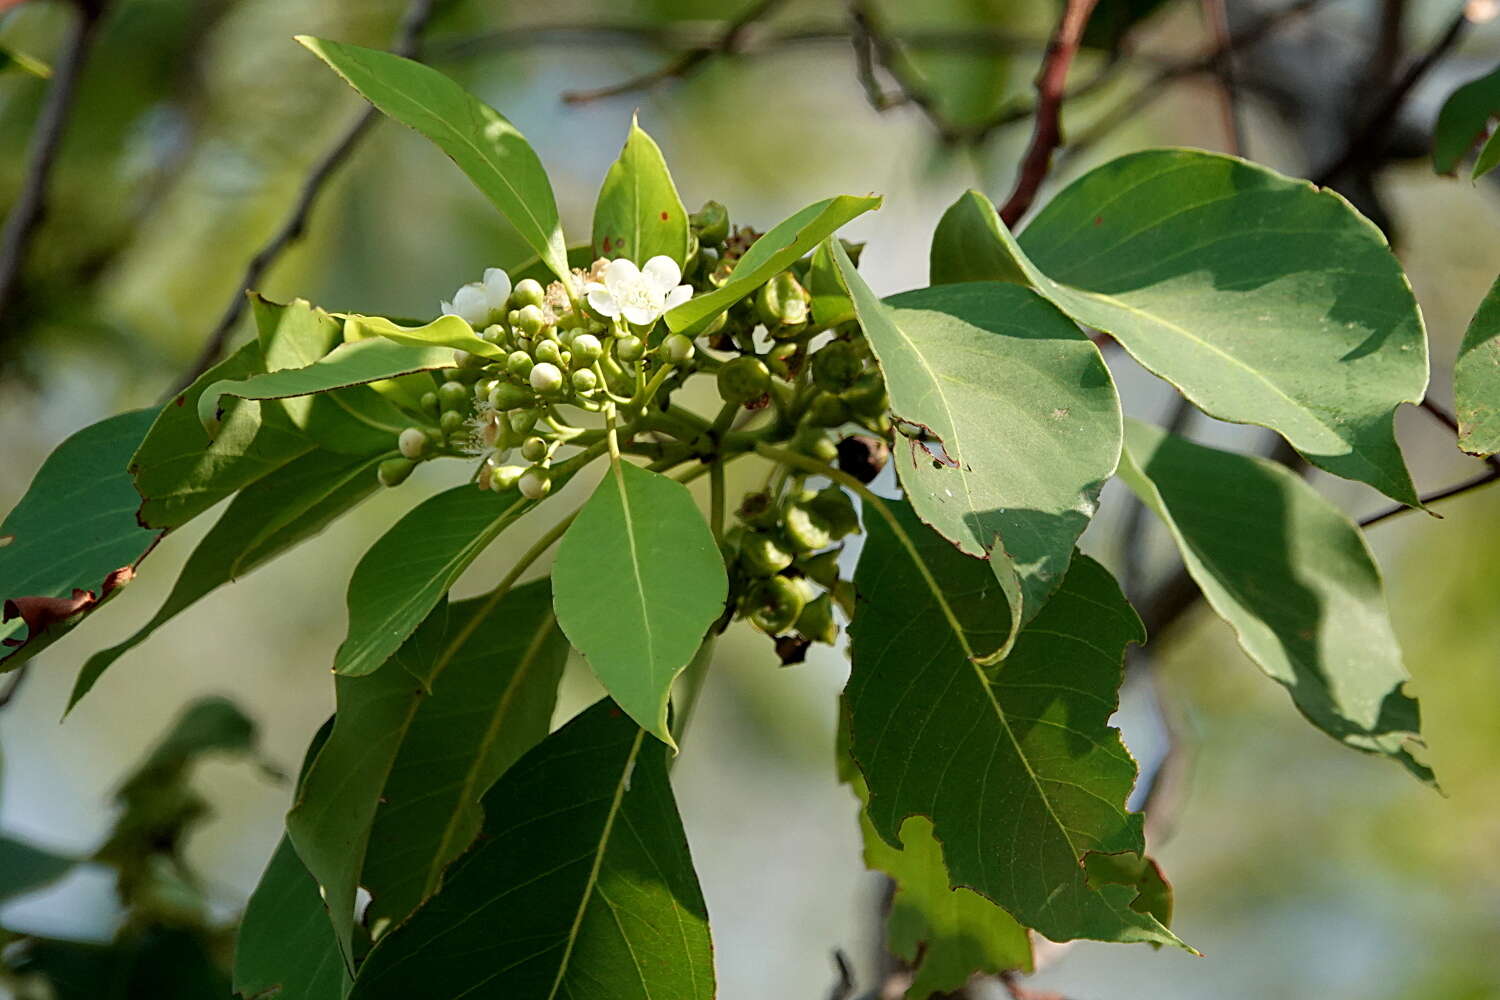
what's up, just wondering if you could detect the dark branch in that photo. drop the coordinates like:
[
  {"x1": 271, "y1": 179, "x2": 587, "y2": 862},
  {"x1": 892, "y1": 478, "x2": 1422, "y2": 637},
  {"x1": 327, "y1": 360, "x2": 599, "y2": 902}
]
[
  {"x1": 998, "y1": 0, "x2": 1101, "y2": 227},
  {"x1": 559, "y1": 0, "x2": 791, "y2": 104},
  {"x1": 169, "y1": 0, "x2": 438, "y2": 395},
  {"x1": 1360, "y1": 467, "x2": 1500, "y2": 527},
  {"x1": 0, "y1": 0, "x2": 106, "y2": 327}
]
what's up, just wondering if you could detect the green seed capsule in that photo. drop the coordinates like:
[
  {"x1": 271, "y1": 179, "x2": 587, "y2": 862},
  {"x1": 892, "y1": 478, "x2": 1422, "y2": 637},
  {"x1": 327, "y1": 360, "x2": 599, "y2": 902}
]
[
  {"x1": 507, "y1": 351, "x2": 534, "y2": 378},
  {"x1": 812, "y1": 340, "x2": 863, "y2": 392},
  {"x1": 748, "y1": 575, "x2": 807, "y2": 635},
  {"x1": 378, "y1": 457, "x2": 416, "y2": 487},
  {"x1": 806, "y1": 391, "x2": 849, "y2": 427},
  {"x1": 840, "y1": 370, "x2": 887, "y2": 415},
  {"x1": 521, "y1": 436, "x2": 548, "y2": 462},
  {"x1": 615, "y1": 335, "x2": 645, "y2": 363},
  {"x1": 511, "y1": 277, "x2": 546, "y2": 309},
  {"x1": 437, "y1": 380, "x2": 470, "y2": 413},
  {"x1": 661, "y1": 333, "x2": 695, "y2": 364},
  {"x1": 571, "y1": 368, "x2": 599, "y2": 394},
  {"x1": 691, "y1": 200, "x2": 730, "y2": 245},
  {"x1": 740, "y1": 531, "x2": 793, "y2": 576},
  {"x1": 797, "y1": 548, "x2": 843, "y2": 589},
  {"x1": 571, "y1": 333, "x2": 603, "y2": 364},
  {"x1": 766, "y1": 342, "x2": 801, "y2": 381},
  {"x1": 783, "y1": 503, "x2": 833, "y2": 553},
  {"x1": 796, "y1": 593, "x2": 838, "y2": 644},
  {"x1": 397, "y1": 427, "x2": 428, "y2": 460},
  {"x1": 489, "y1": 382, "x2": 532, "y2": 410},
  {"x1": 717, "y1": 356, "x2": 771, "y2": 404},
  {"x1": 807, "y1": 486, "x2": 860, "y2": 539}
]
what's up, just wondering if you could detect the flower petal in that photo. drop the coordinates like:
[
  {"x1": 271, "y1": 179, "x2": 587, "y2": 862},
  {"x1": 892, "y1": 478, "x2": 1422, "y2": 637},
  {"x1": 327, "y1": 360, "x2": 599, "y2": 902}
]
[
  {"x1": 664, "y1": 284, "x2": 693, "y2": 311},
  {"x1": 587, "y1": 286, "x2": 620, "y2": 317},
  {"x1": 483, "y1": 267, "x2": 512, "y2": 308},
  {"x1": 642, "y1": 255, "x2": 682, "y2": 292},
  {"x1": 452, "y1": 283, "x2": 490, "y2": 326},
  {"x1": 602, "y1": 256, "x2": 641, "y2": 293},
  {"x1": 439, "y1": 299, "x2": 456, "y2": 317},
  {"x1": 623, "y1": 303, "x2": 658, "y2": 326}
]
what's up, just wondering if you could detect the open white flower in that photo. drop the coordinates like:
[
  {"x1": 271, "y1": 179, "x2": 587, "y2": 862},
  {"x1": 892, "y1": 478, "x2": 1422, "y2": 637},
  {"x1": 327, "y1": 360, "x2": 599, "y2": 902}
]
[
  {"x1": 440, "y1": 267, "x2": 512, "y2": 327},
  {"x1": 585, "y1": 256, "x2": 692, "y2": 327}
]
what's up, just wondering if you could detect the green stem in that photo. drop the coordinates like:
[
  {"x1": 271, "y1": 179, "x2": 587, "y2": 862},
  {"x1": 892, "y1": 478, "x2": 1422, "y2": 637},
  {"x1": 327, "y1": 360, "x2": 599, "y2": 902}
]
[
  {"x1": 709, "y1": 399, "x2": 739, "y2": 439},
  {"x1": 710, "y1": 458, "x2": 726, "y2": 542},
  {"x1": 637, "y1": 361, "x2": 677, "y2": 410}
]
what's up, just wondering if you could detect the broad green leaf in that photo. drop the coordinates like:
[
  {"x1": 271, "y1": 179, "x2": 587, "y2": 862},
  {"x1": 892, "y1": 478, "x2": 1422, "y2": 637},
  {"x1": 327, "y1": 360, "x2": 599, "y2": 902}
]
[
  {"x1": 1455, "y1": 275, "x2": 1500, "y2": 457},
  {"x1": 808, "y1": 241, "x2": 855, "y2": 328},
  {"x1": 1475, "y1": 128, "x2": 1500, "y2": 180},
  {"x1": 136, "y1": 340, "x2": 312, "y2": 529},
  {"x1": 1433, "y1": 64, "x2": 1500, "y2": 175},
  {"x1": 929, "y1": 189, "x2": 1025, "y2": 286},
  {"x1": 297, "y1": 36, "x2": 569, "y2": 283},
  {"x1": 252, "y1": 294, "x2": 417, "y2": 455},
  {"x1": 943, "y1": 151, "x2": 1429, "y2": 506},
  {"x1": 1, "y1": 409, "x2": 162, "y2": 668},
  {"x1": 362, "y1": 581, "x2": 569, "y2": 931},
  {"x1": 831, "y1": 240, "x2": 1121, "y2": 630},
  {"x1": 350, "y1": 699, "x2": 714, "y2": 1000},
  {"x1": 847, "y1": 770, "x2": 1032, "y2": 996},
  {"x1": 1117, "y1": 419, "x2": 1431, "y2": 781},
  {"x1": 334, "y1": 484, "x2": 548, "y2": 677},
  {"x1": 847, "y1": 499, "x2": 1181, "y2": 947},
  {"x1": 552, "y1": 461, "x2": 727, "y2": 747},
  {"x1": 234, "y1": 836, "x2": 347, "y2": 1000},
  {"x1": 0, "y1": 834, "x2": 76, "y2": 902},
  {"x1": 70, "y1": 449, "x2": 384, "y2": 711},
  {"x1": 18, "y1": 928, "x2": 232, "y2": 1000},
  {"x1": 664, "y1": 194, "x2": 882, "y2": 334},
  {"x1": 197, "y1": 337, "x2": 454, "y2": 433},
  {"x1": 592, "y1": 116, "x2": 691, "y2": 266},
  {"x1": 343, "y1": 312, "x2": 508, "y2": 360}
]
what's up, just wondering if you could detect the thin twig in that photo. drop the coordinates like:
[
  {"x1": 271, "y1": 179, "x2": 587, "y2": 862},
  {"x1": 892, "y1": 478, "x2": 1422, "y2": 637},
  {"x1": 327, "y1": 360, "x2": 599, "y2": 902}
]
[
  {"x1": 1312, "y1": 2, "x2": 1472, "y2": 185},
  {"x1": 168, "y1": 0, "x2": 438, "y2": 396},
  {"x1": 998, "y1": 0, "x2": 1101, "y2": 227},
  {"x1": 0, "y1": 0, "x2": 106, "y2": 327},
  {"x1": 1360, "y1": 467, "x2": 1500, "y2": 527},
  {"x1": 560, "y1": 0, "x2": 790, "y2": 104}
]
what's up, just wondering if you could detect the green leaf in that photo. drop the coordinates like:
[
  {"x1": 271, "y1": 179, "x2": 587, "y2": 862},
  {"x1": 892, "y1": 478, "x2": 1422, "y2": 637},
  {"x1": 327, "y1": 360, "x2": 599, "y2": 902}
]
[
  {"x1": 592, "y1": 115, "x2": 691, "y2": 266},
  {"x1": 942, "y1": 151, "x2": 1429, "y2": 507},
  {"x1": 848, "y1": 770, "x2": 1032, "y2": 997},
  {"x1": 343, "y1": 312, "x2": 508, "y2": 360},
  {"x1": 552, "y1": 461, "x2": 727, "y2": 747},
  {"x1": 1, "y1": 409, "x2": 162, "y2": 668},
  {"x1": 1475, "y1": 127, "x2": 1500, "y2": 181},
  {"x1": 349, "y1": 699, "x2": 715, "y2": 1000},
  {"x1": 664, "y1": 194, "x2": 882, "y2": 334},
  {"x1": 234, "y1": 836, "x2": 348, "y2": 1000},
  {"x1": 362, "y1": 581, "x2": 569, "y2": 931},
  {"x1": 1433, "y1": 64, "x2": 1500, "y2": 175},
  {"x1": 297, "y1": 36, "x2": 569, "y2": 284},
  {"x1": 70, "y1": 449, "x2": 384, "y2": 711},
  {"x1": 136, "y1": 340, "x2": 312, "y2": 529},
  {"x1": 0, "y1": 835, "x2": 76, "y2": 903},
  {"x1": 197, "y1": 337, "x2": 454, "y2": 433},
  {"x1": 1117, "y1": 419, "x2": 1431, "y2": 781},
  {"x1": 0, "y1": 42, "x2": 51, "y2": 78},
  {"x1": 334, "y1": 484, "x2": 543, "y2": 677},
  {"x1": 808, "y1": 240, "x2": 856, "y2": 328},
  {"x1": 847, "y1": 499, "x2": 1181, "y2": 947},
  {"x1": 1456, "y1": 276, "x2": 1500, "y2": 457},
  {"x1": 830, "y1": 240, "x2": 1121, "y2": 630},
  {"x1": 929, "y1": 189, "x2": 1026, "y2": 286}
]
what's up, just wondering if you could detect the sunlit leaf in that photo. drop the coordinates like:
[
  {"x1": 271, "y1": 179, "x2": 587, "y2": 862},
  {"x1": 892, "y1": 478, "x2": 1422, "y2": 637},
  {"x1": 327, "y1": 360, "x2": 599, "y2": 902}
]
[
  {"x1": 929, "y1": 189, "x2": 1025, "y2": 286},
  {"x1": 593, "y1": 115, "x2": 691, "y2": 266},
  {"x1": 1455, "y1": 275, "x2": 1500, "y2": 457}
]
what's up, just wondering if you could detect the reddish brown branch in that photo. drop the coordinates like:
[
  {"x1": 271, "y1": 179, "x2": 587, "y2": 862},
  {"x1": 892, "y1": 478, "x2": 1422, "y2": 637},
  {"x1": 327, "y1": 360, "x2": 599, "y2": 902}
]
[{"x1": 998, "y1": 0, "x2": 1100, "y2": 227}]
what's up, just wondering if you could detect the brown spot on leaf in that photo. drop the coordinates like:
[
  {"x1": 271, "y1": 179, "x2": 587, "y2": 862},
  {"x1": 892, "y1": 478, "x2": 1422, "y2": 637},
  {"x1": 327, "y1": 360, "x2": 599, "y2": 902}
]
[
  {"x1": 602, "y1": 237, "x2": 613, "y2": 253},
  {"x1": 174, "y1": 395, "x2": 186, "y2": 407},
  {"x1": 659, "y1": 211, "x2": 669, "y2": 221},
  {"x1": 1094, "y1": 215, "x2": 1103, "y2": 226}
]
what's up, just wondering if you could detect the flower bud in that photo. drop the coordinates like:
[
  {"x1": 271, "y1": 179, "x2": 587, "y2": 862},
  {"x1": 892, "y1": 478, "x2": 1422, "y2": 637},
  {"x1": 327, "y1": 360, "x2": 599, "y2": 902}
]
[
  {"x1": 511, "y1": 277, "x2": 546, "y2": 309},
  {"x1": 437, "y1": 381, "x2": 471, "y2": 413},
  {"x1": 453, "y1": 349, "x2": 485, "y2": 370},
  {"x1": 570, "y1": 333, "x2": 603, "y2": 365},
  {"x1": 489, "y1": 381, "x2": 532, "y2": 411},
  {"x1": 515, "y1": 303, "x2": 547, "y2": 336},
  {"x1": 397, "y1": 427, "x2": 428, "y2": 460},
  {"x1": 521, "y1": 436, "x2": 549, "y2": 462},
  {"x1": 795, "y1": 593, "x2": 838, "y2": 645},
  {"x1": 378, "y1": 457, "x2": 417, "y2": 487},
  {"x1": 615, "y1": 336, "x2": 645, "y2": 363},
  {"x1": 420, "y1": 391, "x2": 440, "y2": 418},
  {"x1": 482, "y1": 323, "x2": 508, "y2": 344},
  {"x1": 740, "y1": 531, "x2": 793, "y2": 576},
  {"x1": 491, "y1": 464, "x2": 525, "y2": 492},
  {"x1": 717, "y1": 356, "x2": 771, "y2": 405},
  {"x1": 661, "y1": 333, "x2": 695, "y2": 365},
  {"x1": 518, "y1": 466, "x2": 552, "y2": 500},
  {"x1": 534, "y1": 339, "x2": 563, "y2": 366},
  {"x1": 529, "y1": 362, "x2": 565, "y2": 394},
  {"x1": 509, "y1": 408, "x2": 539, "y2": 435},
  {"x1": 571, "y1": 368, "x2": 599, "y2": 394},
  {"x1": 506, "y1": 350, "x2": 534, "y2": 378},
  {"x1": 756, "y1": 271, "x2": 810, "y2": 330},
  {"x1": 439, "y1": 410, "x2": 465, "y2": 435},
  {"x1": 691, "y1": 200, "x2": 730, "y2": 245}
]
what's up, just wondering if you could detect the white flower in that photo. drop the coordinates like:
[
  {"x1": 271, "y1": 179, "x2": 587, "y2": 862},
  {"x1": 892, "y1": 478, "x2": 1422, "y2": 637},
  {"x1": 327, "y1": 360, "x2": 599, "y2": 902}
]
[
  {"x1": 585, "y1": 256, "x2": 692, "y2": 326},
  {"x1": 440, "y1": 267, "x2": 512, "y2": 327}
]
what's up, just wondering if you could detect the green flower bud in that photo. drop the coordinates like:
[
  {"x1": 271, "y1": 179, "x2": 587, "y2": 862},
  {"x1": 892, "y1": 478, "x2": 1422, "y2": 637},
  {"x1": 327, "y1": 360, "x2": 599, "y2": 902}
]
[
  {"x1": 509, "y1": 408, "x2": 539, "y2": 435},
  {"x1": 437, "y1": 380, "x2": 471, "y2": 413},
  {"x1": 450, "y1": 367, "x2": 483, "y2": 385},
  {"x1": 691, "y1": 200, "x2": 730, "y2": 245},
  {"x1": 661, "y1": 333, "x2": 695, "y2": 364},
  {"x1": 740, "y1": 530, "x2": 793, "y2": 576},
  {"x1": 795, "y1": 593, "x2": 838, "y2": 645},
  {"x1": 806, "y1": 391, "x2": 849, "y2": 427},
  {"x1": 511, "y1": 277, "x2": 546, "y2": 309},
  {"x1": 439, "y1": 409, "x2": 465, "y2": 434},
  {"x1": 489, "y1": 381, "x2": 533, "y2": 410},
  {"x1": 717, "y1": 356, "x2": 771, "y2": 405},
  {"x1": 529, "y1": 362, "x2": 565, "y2": 395},
  {"x1": 812, "y1": 340, "x2": 863, "y2": 392},
  {"x1": 534, "y1": 339, "x2": 564, "y2": 366},
  {"x1": 453, "y1": 348, "x2": 485, "y2": 370},
  {"x1": 482, "y1": 323, "x2": 508, "y2": 344},
  {"x1": 521, "y1": 436, "x2": 549, "y2": 462},
  {"x1": 748, "y1": 575, "x2": 808, "y2": 635},
  {"x1": 420, "y1": 391, "x2": 440, "y2": 418},
  {"x1": 615, "y1": 335, "x2": 645, "y2": 363},
  {"x1": 397, "y1": 427, "x2": 428, "y2": 460},
  {"x1": 378, "y1": 457, "x2": 417, "y2": 487},
  {"x1": 490, "y1": 464, "x2": 525, "y2": 492},
  {"x1": 783, "y1": 502, "x2": 832, "y2": 553},
  {"x1": 571, "y1": 368, "x2": 599, "y2": 394},
  {"x1": 515, "y1": 303, "x2": 547, "y2": 336},
  {"x1": 518, "y1": 466, "x2": 551, "y2": 500},
  {"x1": 507, "y1": 350, "x2": 534, "y2": 378},
  {"x1": 756, "y1": 271, "x2": 810, "y2": 330},
  {"x1": 571, "y1": 333, "x2": 603, "y2": 365}
]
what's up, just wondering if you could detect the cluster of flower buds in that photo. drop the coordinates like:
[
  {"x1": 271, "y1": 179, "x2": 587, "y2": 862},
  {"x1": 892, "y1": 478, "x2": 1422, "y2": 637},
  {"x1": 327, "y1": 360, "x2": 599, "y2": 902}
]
[{"x1": 726, "y1": 482, "x2": 861, "y2": 662}]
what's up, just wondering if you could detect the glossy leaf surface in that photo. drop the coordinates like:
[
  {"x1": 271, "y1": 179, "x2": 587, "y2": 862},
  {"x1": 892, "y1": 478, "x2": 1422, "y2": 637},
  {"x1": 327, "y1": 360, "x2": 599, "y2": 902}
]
[{"x1": 593, "y1": 117, "x2": 691, "y2": 266}]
